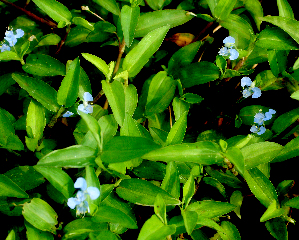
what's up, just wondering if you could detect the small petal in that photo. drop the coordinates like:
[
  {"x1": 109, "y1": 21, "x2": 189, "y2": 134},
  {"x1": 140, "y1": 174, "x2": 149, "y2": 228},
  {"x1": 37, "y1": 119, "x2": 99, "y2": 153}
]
[
  {"x1": 250, "y1": 125, "x2": 258, "y2": 133},
  {"x1": 252, "y1": 87, "x2": 261, "y2": 98},
  {"x1": 63, "y1": 111, "x2": 74, "y2": 117},
  {"x1": 15, "y1": 29, "x2": 24, "y2": 38},
  {"x1": 83, "y1": 92, "x2": 93, "y2": 102},
  {"x1": 254, "y1": 113, "x2": 265, "y2": 125},
  {"x1": 0, "y1": 44, "x2": 10, "y2": 52},
  {"x1": 257, "y1": 126, "x2": 266, "y2": 135},
  {"x1": 219, "y1": 47, "x2": 229, "y2": 56},
  {"x1": 241, "y1": 77, "x2": 252, "y2": 87},
  {"x1": 78, "y1": 104, "x2": 93, "y2": 114},
  {"x1": 223, "y1": 36, "x2": 235, "y2": 48},
  {"x1": 87, "y1": 187, "x2": 100, "y2": 200},
  {"x1": 264, "y1": 109, "x2": 276, "y2": 121},
  {"x1": 76, "y1": 190, "x2": 86, "y2": 202},
  {"x1": 67, "y1": 197, "x2": 80, "y2": 209},
  {"x1": 229, "y1": 48, "x2": 239, "y2": 60},
  {"x1": 74, "y1": 177, "x2": 87, "y2": 191},
  {"x1": 242, "y1": 89, "x2": 252, "y2": 98}
]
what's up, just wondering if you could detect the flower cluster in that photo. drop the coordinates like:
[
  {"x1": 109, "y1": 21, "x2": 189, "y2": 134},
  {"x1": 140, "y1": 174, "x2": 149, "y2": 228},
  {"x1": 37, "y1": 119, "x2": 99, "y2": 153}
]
[
  {"x1": 250, "y1": 109, "x2": 276, "y2": 135},
  {"x1": 62, "y1": 92, "x2": 93, "y2": 117},
  {"x1": 67, "y1": 177, "x2": 100, "y2": 216},
  {"x1": 218, "y1": 36, "x2": 239, "y2": 60},
  {"x1": 241, "y1": 77, "x2": 261, "y2": 98},
  {"x1": 0, "y1": 29, "x2": 24, "y2": 52}
]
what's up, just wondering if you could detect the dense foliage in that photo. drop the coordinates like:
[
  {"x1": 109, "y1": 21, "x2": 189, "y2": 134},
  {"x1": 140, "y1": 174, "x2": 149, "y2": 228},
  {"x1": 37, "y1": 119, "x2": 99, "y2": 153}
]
[{"x1": 1, "y1": 0, "x2": 299, "y2": 239}]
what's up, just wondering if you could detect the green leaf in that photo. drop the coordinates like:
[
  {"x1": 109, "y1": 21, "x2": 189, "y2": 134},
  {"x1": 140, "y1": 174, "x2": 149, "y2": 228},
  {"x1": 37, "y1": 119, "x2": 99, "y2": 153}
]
[
  {"x1": 182, "y1": 210, "x2": 198, "y2": 235},
  {"x1": 35, "y1": 33, "x2": 61, "y2": 48},
  {"x1": 33, "y1": 166, "x2": 73, "y2": 199},
  {"x1": 37, "y1": 145, "x2": 97, "y2": 167},
  {"x1": 265, "y1": 218, "x2": 288, "y2": 240},
  {"x1": 5, "y1": 229, "x2": 16, "y2": 240},
  {"x1": 102, "y1": 80, "x2": 125, "y2": 126},
  {"x1": 154, "y1": 194, "x2": 167, "y2": 224},
  {"x1": 268, "y1": 50, "x2": 287, "y2": 77},
  {"x1": 25, "y1": 221, "x2": 54, "y2": 240},
  {"x1": 23, "y1": 54, "x2": 66, "y2": 76},
  {"x1": 260, "y1": 16, "x2": 299, "y2": 45},
  {"x1": 176, "y1": 62, "x2": 220, "y2": 88},
  {"x1": 214, "y1": 0, "x2": 237, "y2": 21},
  {"x1": 256, "y1": 27, "x2": 299, "y2": 50},
  {"x1": 65, "y1": 26, "x2": 91, "y2": 47},
  {"x1": 284, "y1": 196, "x2": 299, "y2": 209},
  {"x1": 239, "y1": 105, "x2": 272, "y2": 126},
  {"x1": 203, "y1": 177, "x2": 226, "y2": 198},
  {"x1": 277, "y1": 0, "x2": 294, "y2": 19},
  {"x1": 137, "y1": 215, "x2": 176, "y2": 240},
  {"x1": 32, "y1": 0, "x2": 72, "y2": 25},
  {"x1": 223, "y1": 147, "x2": 245, "y2": 175},
  {"x1": 86, "y1": 21, "x2": 116, "y2": 43},
  {"x1": 26, "y1": 100, "x2": 46, "y2": 141},
  {"x1": 260, "y1": 201, "x2": 285, "y2": 222},
  {"x1": 146, "y1": 71, "x2": 176, "y2": 115},
  {"x1": 0, "y1": 174, "x2": 29, "y2": 198},
  {"x1": 181, "y1": 93, "x2": 204, "y2": 104},
  {"x1": 161, "y1": 162, "x2": 180, "y2": 199},
  {"x1": 186, "y1": 200, "x2": 236, "y2": 218},
  {"x1": 0, "y1": 50, "x2": 21, "y2": 61},
  {"x1": 255, "y1": 70, "x2": 283, "y2": 91},
  {"x1": 172, "y1": 97, "x2": 190, "y2": 121},
  {"x1": 230, "y1": 190, "x2": 243, "y2": 219},
  {"x1": 12, "y1": 73, "x2": 60, "y2": 112},
  {"x1": 142, "y1": 141, "x2": 223, "y2": 165},
  {"x1": 22, "y1": 198, "x2": 58, "y2": 233},
  {"x1": 121, "y1": 5, "x2": 140, "y2": 47},
  {"x1": 165, "y1": 111, "x2": 187, "y2": 146},
  {"x1": 220, "y1": 14, "x2": 254, "y2": 40},
  {"x1": 82, "y1": 53, "x2": 109, "y2": 78},
  {"x1": 219, "y1": 221, "x2": 241, "y2": 240},
  {"x1": 290, "y1": 90, "x2": 299, "y2": 100},
  {"x1": 72, "y1": 17, "x2": 94, "y2": 31},
  {"x1": 92, "y1": 0, "x2": 120, "y2": 15},
  {"x1": 93, "y1": 205, "x2": 138, "y2": 229},
  {"x1": 135, "y1": 10, "x2": 194, "y2": 37},
  {"x1": 123, "y1": 26, "x2": 170, "y2": 77},
  {"x1": 273, "y1": 136, "x2": 299, "y2": 162},
  {"x1": 116, "y1": 178, "x2": 180, "y2": 206},
  {"x1": 124, "y1": 84, "x2": 138, "y2": 117},
  {"x1": 272, "y1": 107, "x2": 299, "y2": 134},
  {"x1": 241, "y1": 142, "x2": 283, "y2": 170},
  {"x1": 182, "y1": 174, "x2": 195, "y2": 207},
  {"x1": 101, "y1": 136, "x2": 161, "y2": 163},
  {"x1": 244, "y1": 167, "x2": 278, "y2": 207},
  {"x1": 244, "y1": 0, "x2": 263, "y2": 30}
]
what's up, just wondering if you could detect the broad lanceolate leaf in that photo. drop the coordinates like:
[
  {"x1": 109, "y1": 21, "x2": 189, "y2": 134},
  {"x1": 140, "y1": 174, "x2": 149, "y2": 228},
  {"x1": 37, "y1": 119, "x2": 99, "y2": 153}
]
[
  {"x1": 26, "y1": 100, "x2": 46, "y2": 140},
  {"x1": 273, "y1": 136, "x2": 299, "y2": 162},
  {"x1": 176, "y1": 62, "x2": 220, "y2": 88},
  {"x1": 137, "y1": 215, "x2": 176, "y2": 240},
  {"x1": 223, "y1": 147, "x2": 245, "y2": 175},
  {"x1": 0, "y1": 174, "x2": 29, "y2": 198},
  {"x1": 125, "y1": 84, "x2": 138, "y2": 117},
  {"x1": 244, "y1": 0, "x2": 263, "y2": 31},
  {"x1": 102, "y1": 80, "x2": 125, "y2": 126},
  {"x1": 267, "y1": 50, "x2": 287, "y2": 77},
  {"x1": 25, "y1": 222, "x2": 54, "y2": 240},
  {"x1": 142, "y1": 141, "x2": 223, "y2": 165},
  {"x1": 92, "y1": 0, "x2": 120, "y2": 16},
  {"x1": 165, "y1": 111, "x2": 188, "y2": 146},
  {"x1": 219, "y1": 221, "x2": 241, "y2": 240},
  {"x1": 33, "y1": 166, "x2": 74, "y2": 199},
  {"x1": 32, "y1": 0, "x2": 72, "y2": 25},
  {"x1": 182, "y1": 210, "x2": 198, "y2": 235},
  {"x1": 101, "y1": 136, "x2": 161, "y2": 163},
  {"x1": 121, "y1": 5, "x2": 140, "y2": 47},
  {"x1": 22, "y1": 54, "x2": 66, "y2": 76},
  {"x1": 265, "y1": 218, "x2": 288, "y2": 240},
  {"x1": 277, "y1": 0, "x2": 294, "y2": 19},
  {"x1": 241, "y1": 142, "x2": 283, "y2": 170},
  {"x1": 284, "y1": 196, "x2": 299, "y2": 209},
  {"x1": 116, "y1": 179, "x2": 180, "y2": 206},
  {"x1": 154, "y1": 194, "x2": 167, "y2": 224},
  {"x1": 214, "y1": 0, "x2": 237, "y2": 21},
  {"x1": 146, "y1": 71, "x2": 176, "y2": 116},
  {"x1": 22, "y1": 198, "x2": 58, "y2": 233},
  {"x1": 35, "y1": 33, "x2": 61, "y2": 48},
  {"x1": 37, "y1": 145, "x2": 97, "y2": 167},
  {"x1": 272, "y1": 107, "x2": 299, "y2": 135},
  {"x1": 82, "y1": 53, "x2": 109, "y2": 78},
  {"x1": 182, "y1": 174, "x2": 195, "y2": 207},
  {"x1": 135, "y1": 10, "x2": 194, "y2": 37},
  {"x1": 72, "y1": 17, "x2": 94, "y2": 31},
  {"x1": 260, "y1": 201, "x2": 285, "y2": 222},
  {"x1": 244, "y1": 167, "x2": 278, "y2": 207},
  {"x1": 123, "y1": 26, "x2": 170, "y2": 77},
  {"x1": 12, "y1": 73, "x2": 60, "y2": 112},
  {"x1": 260, "y1": 16, "x2": 299, "y2": 45},
  {"x1": 161, "y1": 162, "x2": 180, "y2": 199}
]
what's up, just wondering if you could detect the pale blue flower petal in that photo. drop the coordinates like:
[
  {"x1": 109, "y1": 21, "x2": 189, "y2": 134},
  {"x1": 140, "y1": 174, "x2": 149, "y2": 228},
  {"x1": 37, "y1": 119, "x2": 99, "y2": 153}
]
[
  {"x1": 229, "y1": 48, "x2": 239, "y2": 60},
  {"x1": 87, "y1": 187, "x2": 100, "y2": 200},
  {"x1": 252, "y1": 87, "x2": 261, "y2": 98},
  {"x1": 85, "y1": 104, "x2": 93, "y2": 114},
  {"x1": 264, "y1": 109, "x2": 276, "y2": 121},
  {"x1": 223, "y1": 36, "x2": 235, "y2": 48},
  {"x1": 241, "y1": 77, "x2": 252, "y2": 87},
  {"x1": 219, "y1": 47, "x2": 229, "y2": 56},
  {"x1": 67, "y1": 197, "x2": 80, "y2": 209},
  {"x1": 250, "y1": 125, "x2": 258, "y2": 133},
  {"x1": 254, "y1": 113, "x2": 265, "y2": 125},
  {"x1": 242, "y1": 89, "x2": 252, "y2": 98},
  {"x1": 83, "y1": 92, "x2": 93, "y2": 102},
  {"x1": 74, "y1": 177, "x2": 87, "y2": 191},
  {"x1": 15, "y1": 29, "x2": 24, "y2": 38},
  {"x1": 257, "y1": 126, "x2": 266, "y2": 135},
  {"x1": 76, "y1": 190, "x2": 86, "y2": 202},
  {"x1": 63, "y1": 111, "x2": 74, "y2": 117},
  {"x1": 0, "y1": 44, "x2": 10, "y2": 52}
]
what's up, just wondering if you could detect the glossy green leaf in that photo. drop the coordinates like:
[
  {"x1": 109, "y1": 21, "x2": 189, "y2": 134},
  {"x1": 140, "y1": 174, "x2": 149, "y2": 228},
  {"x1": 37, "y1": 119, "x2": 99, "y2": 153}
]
[
  {"x1": 265, "y1": 218, "x2": 288, "y2": 240},
  {"x1": 37, "y1": 145, "x2": 96, "y2": 167},
  {"x1": 23, "y1": 54, "x2": 65, "y2": 76},
  {"x1": 165, "y1": 111, "x2": 187, "y2": 146},
  {"x1": 5, "y1": 229, "x2": 16, "y2": 240},
  {"x1": 161, "y1": 162, "x2": 180, "y2": 199},
  {"x1": 290, "y1": 90, "x2": 299, "y2": 100},
  {"x1": 181, "y1": 93, "x2": 204, "y2": 104},
  {"x1": 0, "y1": 74, "x2": 15, "y2": 96},
  {"x1": 182, "y1": 174, "x2": 195, "y2": 207},
  {"x1": 0, "y1": 51, "x2": 20, "y2": 61},
  {"x1": 12, "y1": 73, "x2": 59, "y2": 112},
  {"x1": 284, "y1": 196, "x2": 299, "y2": 209},
  {"x1": 142, "y1": 141, "x2": 223, "y2": 165},
  {"x1": 22, "y1": 198, "x2": 58, "y2": 233},
  {"x1": 256, "y1": 27, "x2": 299, "y2": 50},
  {"x1": 219, "y1": 221, "x2": 241, "y2": 240},
  {"x1": 32, "y1": 0, "x2": 72, "y2": 24},
  {"x1": 272, "y1": 107, "x2": 299, "y2": 134},
  {"x1": 176, "y1": 62, "x2": 220, "y2": 88},
  {"x1": 121, "y1": 115, "x2": 152, "y2": 139},
  {"x1": 72, "y1": 17, "x2": 94, "y2": 31},
  {"x1": 82, "y1": 53, "x2": 109, "y2": 78},
  {"x1": 223, "y1": 147, "x2": 245, "y2": 176},
  {"x1": 146, "y1": 71, "x2": 176, "y2": 115},
  {"x1": 102, "y1": 80, "x2": 125, "y2": 126},
  {"x1": 33, "y1": 166, "x2": 73, "y2": 199},
  {"x1": 86, "y1": 21, "x2": 116, "y2": 43},
  {"x1": 154, "y1": 194, "x2": 167, "y2": 224},
  {"x1": 133, "y1": 160, "x2": 166, "y2": 180},
  {"x1": 244, "y1": 0, "x2": 263, "y2": 30},
  {"x1": 255, "y1": 70, "x2": 283, "y2": 91},
  {"x1": 186, "y1": 200, "x2": 236, "y2": 218},
  {"x1": 260, "y1": 201, "x2": 285, "y2": 222},
  {"x1": 0, "y1": 174, "x2": 29, "y2": 198},
  {"x1": 203, "y1": 177, "x2": 226, "y2": 198},
  {"x1": 116, "y1": 178, "x2": 180, "y2": 206},
  {"x1": 137, "y1": 215, "x2": 176, "y2": 240},
  {"x1": 93, "y1": 205, "x2": 138, "y2": 229},
  {"x1": 125, "y1": 84, "x2": 138, "y2": 117},
  {"x1": 135, "y1": 10, "x2": 194, "y2": 37},
  {"x1": 182, "y1": 210, "x2": 197, "y2": 235},
  {"x1": 172, "y1": 97, "x2": 190, "y2": 122},
  {"x1": 65, "y1": 26, "x2": 91, "y2": 47},
  {"x1": 277, "y1": 0, "x2": 294, "y2": 19},
  {"x1": 35, "y1": 34, "x2": 61, "y2": 47},
  {"x1": 220, "y1": 14, "x2": 254, "y2": 40},
  {"x1": 230, "y1": 190, "x2": 243, "y2": 219},
  {"x1": 242, "y1": 142, "x2": 283, "y2": 170},
  {"x1": 244, "y1": 167, "x2": 278, "y2": 207},
  {"x1": 268, "y1": 50, "x2": 287, "y2": 77},
  {"x1": 92, "y1": 0, "x2": 120, "y2": 15},
  {"x1": 101, "y1": 136, "x2": 160, "y2": 163},
  {"x1": 25, "y1": 221, "x2": 54, "y2": 240},
  {"x1": 123, "y1": 26, "x2": 170, "y2": 77},
  {"x1": 121, "y1": 5, "x2": 140, "y2": 47},
  {"x1": 260, "y1": 16, "x2": 299, "y2": 45},
  {"x1": 273, "y1": 136, "x2": 299, "y2": 162},
  {"x1": 214, "y1": 0, "x2": 237, "y2": 21}
]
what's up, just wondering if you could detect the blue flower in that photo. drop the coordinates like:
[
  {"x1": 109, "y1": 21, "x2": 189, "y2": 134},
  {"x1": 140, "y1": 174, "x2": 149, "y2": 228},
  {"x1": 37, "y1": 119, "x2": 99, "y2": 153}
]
[
  {"x1": 241, "y1": 77, "x2": 252, "y2": 87},
  {"x1": 219, "y1": 36, "x2": 239, "y2": 60},
  {"x1": 250, "y1": 109, "x2": 276, "y2": 135},
  {"x1": 254, "y1": 112, "x2": 265, "y2": 125},
  {"x1": 241, "y1": 77, "x2": 261, "y2": 98},
  {"x1": 264, "y1": 109, "x2": 276, "y2": 121},
  {"x1": 67, "y1": 177, "x2": 100, "y2": 216},
  {"x1": 78, "y1": 92, "x2": 93, "y2": 114},
  {"x1": 229, "y1": 48, "x2": 239, "y2": 60},
  {"x1": 223, "y1": 36, "x2": 235, "y2": 48},
  {"x1": 62, "y1": 111, "x2": 74, "y2": 117},
  {"x1": 250, "y1": 125, "x2": 266, "y2": 135},
  {"x1": 219, "y1": 47, "x2": 229, "y2": 56},
  {"x1": 4, "y1": 29, "x2": 24, "y2": 47},
  {"x1": 0, "y1": 44, "x2": 10, "y2": 52},
  {"x1": 251, "y1": 87, "x2": 262, "y2": 98}
]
